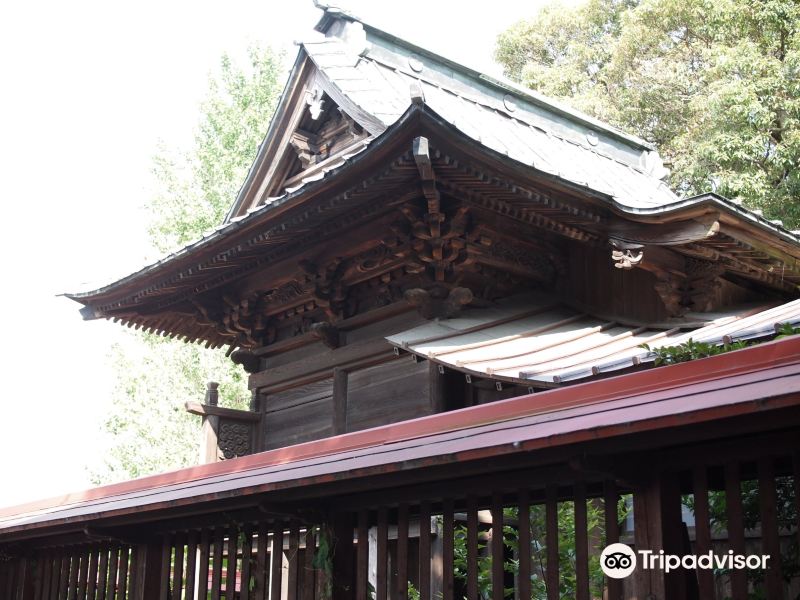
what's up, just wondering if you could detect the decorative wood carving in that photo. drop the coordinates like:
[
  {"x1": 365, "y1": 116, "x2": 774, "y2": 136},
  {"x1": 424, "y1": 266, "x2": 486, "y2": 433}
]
[
  {"x1": 310, "y1": 322, "x2": 341, "y2": 348},
  {"x1": 230, "y1": 349, "x2": 261, "y2": 374},
  {"x1": 218, "y1": 420, "x2": 252, "y2": 460},
  {"x1": 299, "y1": 258, "x2": 348, "y2": 320},
  {"x1": 653, "y1": 273, "x2": 687, "y2": 317},
  {"x1": 404, "y1": 286, "x2": 473, "y2": 319},
  {"x1": 611, "y1": 240, "x2": 644, "y2": 270},
  {"x1": 289, "y1": 105, "x2": 364, "y2": 172},
  {"x1": 305, "y1": 85, "x2": 325, "y2": 120},
  {"x1": 384, "y1": 205, "x2": 471, "y2": 281}
]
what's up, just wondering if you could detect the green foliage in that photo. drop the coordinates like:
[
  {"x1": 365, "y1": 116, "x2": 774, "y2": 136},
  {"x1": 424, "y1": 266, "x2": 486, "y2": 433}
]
[
  {"x1": 775, "y1": 321, "x2": 800, "y2": 338},
  {"x1": 639, "y1": 321, "x2": 800, "y2": 367},
  {"x1": 683, "y1": 478, "x2": 799, "y2": 589},
  {"x1": 639, "y1": 337, "x2": 748, "y2": 366},
  {"x1": 495, "y1": 0, "x2": 800, "y2": 227},
  {"x1": 93, "y1": 46, "x2": 285, "y2": 484},
  {"x1": 147, "y1": 46, "x2": 285, "y2": 252},
  {"x1": 451, "y1": 497, "x2": 630, "y2": 599},
  {"x1": 92, "y1": 330, "x2": 249, "y2": 483}
]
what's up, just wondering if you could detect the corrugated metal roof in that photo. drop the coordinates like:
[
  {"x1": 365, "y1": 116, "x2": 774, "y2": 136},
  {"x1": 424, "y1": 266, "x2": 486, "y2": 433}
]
[
  {"x1": 387, "y1": 294, "x2": 800, "y2": 385},
  {"x1": 2, "y1": 336, "x2": 799, "y2": 536},
  {"x1": 302, "y1": 32, "x2": 678, "y2": 209}
]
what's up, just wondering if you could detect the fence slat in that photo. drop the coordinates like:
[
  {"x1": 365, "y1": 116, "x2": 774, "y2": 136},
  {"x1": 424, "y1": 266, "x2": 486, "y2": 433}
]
[
  {"x1": 377, "y1": 508, "x2": 388, "y2": 600},
  {"x1": 96, "y1": 544, "x2": 109, "y2": 600},
  {"x1": 725, "y1": 462, "x2": 747, "y2": 600},
  {"x1": 185, "y1": 532, "x2": 198, "y2": 600},
  {"x1": 287, "y1": 523, "x2": 299, "y2": 600},
  {"x1": 159, "y1": 536, "x2": 171, "y2": 600},
  {"x1": 225, "y1": 527, "x2": 238, "y2": 600},
  {"x1": 51, "y1": 553, "x2": 64, "y2": 600},
  {"x1": 105, "y1": 547, "x2": 118, "y2": 600},
  {"x1": 255, "y1": 524, "x2": 268, "y2": 600},
  {"x1": 518, "y1": 490, "x2": 531, "y2": 600},
  {"x1": 87, "y1": 547, "x2": 99, "y2": 600},
  {"x1": 240, "y1": 526, "x2": 253, "y2": 600},
  {"x1": 68, "y1": 551, "x2": 80, "y2": 599},
  {"x1": 37, "y1": 552, "x2": 51, "y2": 600},
  {"x1": 118, "y1": 546, "x2": 130, "y2": 600},
  {"x1": 198, "y1": 530, "x2": 211, "y2": 600},
  {"x1": 574, "y1": 484, "x2": 589, "y2": 600},
  {"x1": 126, "y1": 544, "x2": 139, "y2": 600},
  {"x1": 442, "y1": 499, "x2": 454, "y2": 600},
  {"x1": 758, "y1": 458, "x2": 784, "y2": 599},
  {"x1": 271, "y1": 525, "x2": 284, "y2": 600},
  {"x1": 545, "y1": 486, "x2": 559, "y2": 600},
  {"x1": 211, "y1": 529, "x2": 224, "y2": 600},
  {"x1": 303, "y1": 528, "x2": 315, "y2": 600},
  {"x1": 419, "y1": 501, "x2": 431, "y2": 600},
  {"x1": 466, "y1": 496, "x2": 478, "y2": 600},
  {"x1": 691, "y1": 467, "x2": 714, "y2": 599},
  {"x1": 175, "y1": 534, "x2": 186, "y2": 600},
  {"x1": 603, "y1": 481, "x2": 622, "y2": 600},
  {"x1": 356, "y1": 511, "x2": 368, "y2": 600},
  {"x1": 77, "y1": 550, "x2": 90, "y2": 600},
  {"x1": 491, "y1": 493, "x2": 504, "y2": 600},
  {"x1": 396, "y1": 504, "x2": 409, "y2": 600}
]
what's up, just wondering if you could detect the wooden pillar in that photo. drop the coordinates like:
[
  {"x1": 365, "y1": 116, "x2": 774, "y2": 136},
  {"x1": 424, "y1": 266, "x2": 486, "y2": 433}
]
[
  {"x1": 200, "y1": 382, "x2": 220, "y2": 464},
  {"x1": 331, "y1": 514, "x2": 356, "y2": 600},
  {"x1": 631, "y1": 471, "x2": 693, "y2": 600},
  {"x1": 130, "y1": 541, "x2": 164, "y2": 600},
  {"x1": 333, "y1": 368, "x2": 348, "y2": 435}
]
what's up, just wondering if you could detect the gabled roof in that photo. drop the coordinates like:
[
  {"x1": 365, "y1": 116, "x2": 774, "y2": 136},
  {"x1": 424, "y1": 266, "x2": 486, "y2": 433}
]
[
  {"x1": 65, "y1": 7, "x2": 800, "y2": 348},
  {"x1": 227, "y1": 6, "x2": 676, "y2": 220}
]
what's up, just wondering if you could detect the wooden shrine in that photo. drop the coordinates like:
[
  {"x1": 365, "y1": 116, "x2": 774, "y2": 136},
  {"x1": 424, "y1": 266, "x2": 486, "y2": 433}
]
[{"x1": 2, "y1": 5, "x2": 799, "y2": 599}]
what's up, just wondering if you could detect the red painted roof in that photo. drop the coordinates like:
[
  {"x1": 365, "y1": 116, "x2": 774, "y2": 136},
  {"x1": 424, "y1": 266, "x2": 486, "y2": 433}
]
[{"x1": 2, "y1": 336, "x2": 799, "y2": 537}]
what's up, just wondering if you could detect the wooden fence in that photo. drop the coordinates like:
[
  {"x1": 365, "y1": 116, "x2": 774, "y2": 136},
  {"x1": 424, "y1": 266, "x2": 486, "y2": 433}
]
[{"x1": 2, "y1": 440, "x2": 798, "y2": 599}]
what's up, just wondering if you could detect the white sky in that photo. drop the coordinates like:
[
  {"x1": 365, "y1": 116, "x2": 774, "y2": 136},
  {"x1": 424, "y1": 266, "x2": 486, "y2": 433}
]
[{"x1": 0, "y1": 0, "x2": 570, "y2": 508}]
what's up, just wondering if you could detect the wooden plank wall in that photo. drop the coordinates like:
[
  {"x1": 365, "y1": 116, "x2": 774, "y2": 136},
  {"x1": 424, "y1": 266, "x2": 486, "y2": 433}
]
[{"x1": 261, "y1": 357, "x2": 435, "y2": 449}]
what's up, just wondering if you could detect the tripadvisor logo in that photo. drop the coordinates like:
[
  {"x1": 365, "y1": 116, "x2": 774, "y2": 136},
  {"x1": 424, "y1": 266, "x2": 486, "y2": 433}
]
[
  {"x1": 601, "y1": 543, "x2": 637, "y2": 579},
  {"x1": 600, "y1": 543, "x2": 770, "y2": 579}
]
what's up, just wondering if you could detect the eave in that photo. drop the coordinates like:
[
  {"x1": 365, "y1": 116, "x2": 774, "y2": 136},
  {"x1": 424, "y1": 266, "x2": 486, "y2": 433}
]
[{"x1": 66, "y1": 104, "x2": 800, "y2": 348}]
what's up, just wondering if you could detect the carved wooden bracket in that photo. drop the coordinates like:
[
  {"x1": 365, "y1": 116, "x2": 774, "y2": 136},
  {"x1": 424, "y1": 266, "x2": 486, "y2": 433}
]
[
  {"x1": 230, "y1": 349, "x2": 261, "y2": 373},
  {"x1": 404, "y1": 286, "x2": 473, "y2": 319},
  {"x1": 310, "y1": 321, "x2": 341, "y2": 348},
  {"x1": 299, "y1": 258, "x2": 348, "y2": 320}
]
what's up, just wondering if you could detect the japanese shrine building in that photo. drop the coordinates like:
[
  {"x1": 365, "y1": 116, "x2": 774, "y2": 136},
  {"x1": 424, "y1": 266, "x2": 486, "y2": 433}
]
[{"x1": 2, "y1": 5, "x2": 799, "y2": 600}]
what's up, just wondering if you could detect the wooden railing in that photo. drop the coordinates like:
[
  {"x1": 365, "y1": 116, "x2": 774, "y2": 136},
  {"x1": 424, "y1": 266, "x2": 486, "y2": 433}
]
[{"x1": 2, "y1": 438, "x2": 798, "y2": 599}]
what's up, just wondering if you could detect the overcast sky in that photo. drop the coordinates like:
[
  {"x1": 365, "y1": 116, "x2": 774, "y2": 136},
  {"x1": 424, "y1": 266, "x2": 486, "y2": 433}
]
[{"x1": 0, "y1": 0, "x2": 572, "y2": 507}]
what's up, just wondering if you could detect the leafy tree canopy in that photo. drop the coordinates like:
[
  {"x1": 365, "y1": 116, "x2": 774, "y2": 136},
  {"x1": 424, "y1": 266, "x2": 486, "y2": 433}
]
[
  {"x1": 92, "y1": 46, "x2": 285, "y2": 484},
  {"x1": 496, "y1": 0, "x2": 800, "y2": 227}
]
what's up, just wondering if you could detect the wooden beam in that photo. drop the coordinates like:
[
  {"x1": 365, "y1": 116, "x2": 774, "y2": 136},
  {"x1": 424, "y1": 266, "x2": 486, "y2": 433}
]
[{"x1": 184, "y1": 402, "x2": 261, "y2": 422}]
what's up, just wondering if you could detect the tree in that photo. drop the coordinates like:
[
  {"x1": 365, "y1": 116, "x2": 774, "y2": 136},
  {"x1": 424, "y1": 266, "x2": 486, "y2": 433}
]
[
  {"x1": 495, "y1": 0, "x2": 800, "y2": 227},
  {"x1": 91, "y1": 46, "x2": 285, "y2": 484}
]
